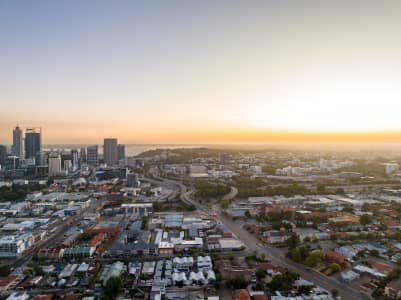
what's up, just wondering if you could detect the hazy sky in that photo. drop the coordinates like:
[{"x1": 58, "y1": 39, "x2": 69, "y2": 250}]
[{"x1": 2, "y1": 0, "x2": 401, "y2": 144}]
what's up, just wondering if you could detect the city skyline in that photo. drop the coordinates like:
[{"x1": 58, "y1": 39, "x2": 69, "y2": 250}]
[
  {"x1": 2, "y1": 1, "x2": 401, "y2": 143},
  {"x1": 2, "y1": 2, "x2": 401, "y2": 299}
]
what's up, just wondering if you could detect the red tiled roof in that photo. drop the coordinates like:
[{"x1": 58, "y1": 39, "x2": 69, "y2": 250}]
[
  {"x1": 63, "y1": 294, "x2": 81, "y2": 300},
  {"x1": 84, "y1": 227, "x2": 121, "y2": 235},
  {"x1": 325, "y1": 251, "x2": 346, "y2": 262},
  {"x1": 0, "y1": 276, "x2": 20, "y2": 289},
  {"x1": 369, "y1": 261, "x2": 394, "y2": 273},
  {"x1": 34, "y1": 295, "x2": 53, "y2": 300},
  {"x1": 264, "y1": 205, "x2": 295, "y2": 213},
  {"x1": 89, "y1": 233, "x2": 105, "y2": 247},
  {"x1": 257, "y1": 262, "x2": 284, "y2": 273},
  {"x1": 235, "y1": 289, "x2": 251, "y2": 300}
]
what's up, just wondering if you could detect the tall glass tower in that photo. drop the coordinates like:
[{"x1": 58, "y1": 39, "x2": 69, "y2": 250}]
[
  {"x1": 25, "y1": 128, "x2": 41, "y2": 160},
  {"x1": 12, "y1": 126, "x2": 23, "y2": 158}
]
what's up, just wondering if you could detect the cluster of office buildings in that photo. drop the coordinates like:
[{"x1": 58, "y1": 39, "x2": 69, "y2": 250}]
[{"x1": 0, "y1": 126, "x2": 128, "y2": 179}]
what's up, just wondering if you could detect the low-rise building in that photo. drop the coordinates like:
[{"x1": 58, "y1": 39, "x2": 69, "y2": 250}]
[
  {"x1": 0, "y1": 235, "x2": 27, "y2": 258},
  {"x1": 218, "y1": 238, "x2": 244, "y2": 251},
  {"x1": 385, "y1": 278, "x2": 401, "y2": 299},
  {"x1": 158, "y1": 241, "x2": 174, "y2": 255},
  {"x1": 263, "y1": 230, "x2": 289, "y2": 244},
  {"x1": 197, "y1": 256, "x2": 213, "y2": 272},
  {"x1": 173, "y1": 257, "x2": 193, "y2": 271},
  {"x1": 100, "y1": 261, "x2": 125, "y2": 286}
]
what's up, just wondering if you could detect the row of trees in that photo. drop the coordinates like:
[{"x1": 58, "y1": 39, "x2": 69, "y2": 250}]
[
  {"x1": 0, "y1": 184, "x2": 37, "y2": 202},
  {"x1": 153, "y1": 201, "x2": 196, "y2": 212},
  {"x1": 288, "y1": 246, "x2": 325, "y2": 268},
  {"x1": 193, "y1": 181, "x2": 230, "y2": 199},
  {"x1": 236, "y1": 181, "x2": 345, "y2": 198}
]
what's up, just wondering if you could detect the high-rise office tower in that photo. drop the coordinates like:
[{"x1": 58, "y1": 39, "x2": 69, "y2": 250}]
[
  {"x1": 25, "y1": 128, "x2": 41, "y2": 160},
  {"x1": 104, "y1": 138, "x2": 118, "y2": 165},
  {"x1": 117, "y1": 144, "x2": 125, "y2": 161},
  {"x1": 71, "y1": 149, "x2": 79, "y2": 170},
  {"x1": 61, "y1": 153, "x2": 72, "y2": 171},
  {"x1": 87, "y1": 145, "x2": 98, "y2": 165},
  {"x1": 48, "y1": 153, "x2": 61, "y2": 177},
  {"x1": 0, "y1": 145, "x2": 7, "y2": 166},
  {"x1": 64, "y1": 160, "x2": 72, "y2": 171},
  {"x1": 12, "y1": 126, "x2": 23, "y2": 158},
  {"x1": 79, "y1": 147, "x2": 87, "y2": 164}
]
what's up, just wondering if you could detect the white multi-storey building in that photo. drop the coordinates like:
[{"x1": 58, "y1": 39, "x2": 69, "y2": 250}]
[
  {"x1": 0, "y1": 235, "x2": 27, "y2": 258},
  {"x1": 48, "y1": 153, "x2": 61, "y2": 177}
]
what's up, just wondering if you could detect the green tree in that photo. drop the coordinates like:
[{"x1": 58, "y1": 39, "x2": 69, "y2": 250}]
[
  {"x1": 23, "y1": 267, "x2": 33, "y2": 276},
  {"x1": 342, "y1": 205, "x2": 354, "y2": 213},
  {"x1": 286, "y1": 235, "x2": 300, "y2": 249},
  {"x1": 360, "y1": 214, "x2": 373, "y2": 226},
  {"x1": 33, "y1": 264, "x2": 44, "y2": 276},
  {"x1": 299, "y1": 285, "x2": 312, "y2": 294},
  {"x1": 104, "y1": 276, "x2": 122, "y2": 299},
  {"x1": 305, "y1": 251, "x2": 324, "y2": 268},
  {"x1": 369, "y1": 249, "x2": 379, "y2": 257},
  {"x1": 256, "y1": 269, "x2": 266, "y2": 280},
  {"x1": 220, "y1": 198, "x2": 231, "y2": 209},
  {"x1": 0, "y1": 265, "x2": 10, "y2": 276},
  {"x1": 361, "y1": 203, "x2": 369, "y2": 212},
  {"x1": 141, "y1": 215, "x2": 148, "y2": 230},
  {"x1": 329, "y1": 263, "x2": 341, "y2": 273},
  {"x1": 334, "y1": 188, "x2": 345, "y2": 195},
  {"x1": 226, "y1": 277, "x2": 247, "y2": 289},
  {"x1": 153, "y1": 202, "x2": 163, "y2": 212},
  {"x1": 289, "y1": 247, "x2": 302, "y2": 262},
  {"x1": 316, "y1": 184, "x2": 327, "y2": 194},
  {"x1": 268, "y1": 270, "x2": 299, "y2": 291}
]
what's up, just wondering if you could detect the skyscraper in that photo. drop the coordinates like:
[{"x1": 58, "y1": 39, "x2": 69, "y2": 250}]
[
  {"x1": 87, "y1": 146, "x2": 98, "y2": 165},
  {"x1": 25, "y1": 128, "x2": 41, "y2": 161},
  {"x1": 104, "y1": 138, "x2": 118, "y2": 166},
  {"x1": 117, "y1": 144, "x2": 125, "y2": 161},
  {"x1": 71, "y1": 149, "x2": 79, "y2": 170},
  {"x1": 12, "y1": 126, "x2": 23, "y2": 158},
  {"x1": 61, "y1": 153, "x2": 72, "y2": 170},
  {"x1": 79, "y1": 147, "x2": 87, "y2": 165},
  {"x1": 0, "y1": 145, "x2": 7, "y2": 166}
]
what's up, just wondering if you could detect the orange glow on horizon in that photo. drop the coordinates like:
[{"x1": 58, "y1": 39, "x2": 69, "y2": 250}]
[
  {"x1": 37, "y1": 127, "x2": 401, "y2": 144},
  {"x1": 152, "y1": 129, "x2": 401, "y2": 143}
]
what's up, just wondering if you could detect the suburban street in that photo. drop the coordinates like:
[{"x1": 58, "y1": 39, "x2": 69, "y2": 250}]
[{"x1": 154, "y1": 176, "x2": 370, "y2": 300}]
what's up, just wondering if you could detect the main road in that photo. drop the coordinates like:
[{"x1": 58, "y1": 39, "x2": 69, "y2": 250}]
[
  {"x1": 10, "y1": 195, "x2": 108, "y2": 269},
  {"x1": 150, "y1": 176, "x2": 370, "y2": 300}
]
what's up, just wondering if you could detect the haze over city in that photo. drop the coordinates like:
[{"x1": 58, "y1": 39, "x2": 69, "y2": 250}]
[
  {"x1": 2, "y1": 1, "x2": 401, "y2": 144},
  {"x1": 5, "y1": 2, "x2": 401, "y2": 300}
]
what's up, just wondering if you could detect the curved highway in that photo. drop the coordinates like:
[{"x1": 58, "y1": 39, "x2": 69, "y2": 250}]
[{"x1": 150, "y1": 176, "x2": 370, "y2": 300}]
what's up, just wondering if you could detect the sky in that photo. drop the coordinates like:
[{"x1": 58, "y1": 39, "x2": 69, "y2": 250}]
[{"x1": 1, "y1": 0, "x2": 401, "y2": 144}]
